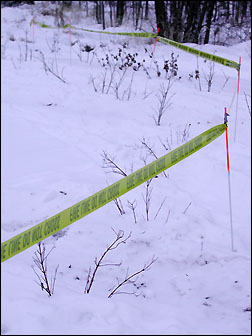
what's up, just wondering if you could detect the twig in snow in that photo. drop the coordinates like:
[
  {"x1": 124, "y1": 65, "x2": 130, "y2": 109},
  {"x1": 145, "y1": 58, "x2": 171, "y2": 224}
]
[
  {"x1": 142, "y1": 179, "x2": 153, "y2": 221},
  {"x1": 102, "y1": 151, "x2": 127, "y2": 177},
  {"x1": 127, "y1": 200, "x2": 137, "y2": 223},
  {"x1": 165, "y1": 209, "x2": 171, "y2": 224},
  {"x1": 101, "y1": 151, "x2": 127, "y2": 216},
  {"x1": 182, "y1": 201, "x2": 192, "y2": 214},
  {"x1": 32, "y1": 242, "x2": 59, "y2": 297},
  {"x1": 244, "y1": 92, "x2": 251, "y2": 116},
  {"x1": 108, "y1": 255, "x2": 158, "y2": 298},
  {"x1": 154, "y1": 197, "x2": 167, "y2": 220},
  {"x1": 38, "y1": 51, "x2": 67, "y2": 84},
  {"x1": 140, "y1": 137, "x2": 168, "y2": 178},
  {"x1": 85, "y1": 229, "x2": 131, "y2": 294},
  {"x1": 152, "y1": 80, "x2": 175, "y2": 126}
]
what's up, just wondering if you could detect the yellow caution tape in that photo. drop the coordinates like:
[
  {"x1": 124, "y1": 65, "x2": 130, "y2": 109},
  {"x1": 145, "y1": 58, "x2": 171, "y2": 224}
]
[
  {"x1": 30, "y1": 20, "x2": 156, "y2": 38},
  {"x1": 30, "y1": 20, "x2": 240, "y2": 71},
  {"x1": 1, "y1": 124, "x2": 226, "y2": 262},
  {"x1": 157, "y1": 36, "x2": 240, "y2": 71}
]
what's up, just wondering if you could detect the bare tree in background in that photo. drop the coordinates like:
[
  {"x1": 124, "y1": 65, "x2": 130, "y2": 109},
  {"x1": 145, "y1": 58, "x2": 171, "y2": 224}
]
[
  {"x1": 204, "y1": 1, "x2": 216, "y2": 44},
  {"x1": 154, "y1": 0, "x2": 169, "y2": 37},
  {"x1": 116, "y1": 0, "x2": 125, "y2": 26},
  {"x1": 2, "y1": 1, "x2": 251, "y2": 45}
]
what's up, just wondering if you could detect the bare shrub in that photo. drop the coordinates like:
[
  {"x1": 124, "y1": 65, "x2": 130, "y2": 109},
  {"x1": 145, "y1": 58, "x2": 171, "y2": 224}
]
[
  {"x1": 101, "y1": 152, "x2": 125, "y2": 176},
  {"x1": 127, "y1": 200, "x2": 137, "y2": 223},
  {"x1": 142, "y1": 179, "x2": 153, "y2": 221},
  {"x1": 163, "y1": 52, "x2": 179, "y2": 78},
  {"x1": 37, "y1": 50, "x2": 67, "y2": 84},
  {"x1": 152, "y1": 80, "x2": 175, "y2": 126},
  {"x1": 202, "y1": 60, "x2": 215, "y2": 92},
  {"x1": 32, "y1": 242, "x2": 59, "y2": 297},
  {"x1": 177, "y1": 123, "x2": 191, "y2": 144},
  {"x1": 85, "y1": 229, "x2": 131, "y2": 294},
  {"x1": 46, "y1": 32, "x2": 60, "y2": 53},
  {"x1": 102, "y1": 151, "x2": 127, "y2": 215},
  {"x1": 91, "y1": 46, "x2": 143, "y2": 99},
  {"x1": 221, "y1": 69, "x2": 230, "y2": 90}
]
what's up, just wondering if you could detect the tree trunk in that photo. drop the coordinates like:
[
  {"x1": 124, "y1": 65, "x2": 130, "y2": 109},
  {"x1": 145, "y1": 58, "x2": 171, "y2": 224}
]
[
  {"x1": 171, "y1": 1, "x2": 186, "y2": 42},
  {"x1": 195, "y1": 1, "x2": 208, "y2": 44},
  {"x1": 145, "y1": 0, "x2": 149, "y2": 20},
  {"x1": 132, "y1": 1, "x2": 135, "y2": 24},
  {"x1": 204, "y1": 1, "x2": 215, "y2": 44},
  {"x1": 241, "y1": 0, "x2": 247, "y2": 23},
  {"x1": 109, "y1": 1, "x2": 113, "y2": 26},
  {"x1": 154, "y1": 0, "x2": 169, "y2": 37},
  {"x1": 116, "y1": 0, "x2": 124, "y2": 26},
  {"x1": 101, "y1": 1, "x2": 105, "y2": 29},
  {"x1": 183, "y1": 1, "x2": 198, "y2": 42},
  {"x1": 96, "y1": 1, "x2": 101, "y2": 24},
  {"x1": 135, "y1": 1, "x2": 142, "y2": 29},
  {"x1": 226, "y1": 1, "x2": 230, "y2": 20}
]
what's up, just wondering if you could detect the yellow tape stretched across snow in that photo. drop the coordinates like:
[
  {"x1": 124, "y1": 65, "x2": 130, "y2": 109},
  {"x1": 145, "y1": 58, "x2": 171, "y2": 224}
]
[
  {"x1": 156, "y1": 36, "x2": 240, "y2": 71},
  {"x1": 1, "y1": 123, "x2": 226, "y2": 262},
  {"x1": 30, "y1": 20, "x2": 240, "y2": 71}
]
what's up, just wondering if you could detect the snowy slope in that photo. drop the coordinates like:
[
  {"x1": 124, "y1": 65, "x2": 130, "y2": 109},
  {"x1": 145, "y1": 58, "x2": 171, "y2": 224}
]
[{"x1": 1, "y1": 3, "x2": 251, "y2": 335}]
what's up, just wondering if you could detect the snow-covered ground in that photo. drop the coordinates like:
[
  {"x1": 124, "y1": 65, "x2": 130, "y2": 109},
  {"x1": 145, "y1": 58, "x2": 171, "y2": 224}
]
[{"x1": 1, "y1": 3, "x2": 251, "y2": 335}]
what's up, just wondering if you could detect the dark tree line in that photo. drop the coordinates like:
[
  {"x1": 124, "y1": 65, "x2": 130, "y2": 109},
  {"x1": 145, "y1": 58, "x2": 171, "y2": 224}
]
[
  {"x1": 2, "y1": 1, "x2": 251, "y2": 44},
  {"x1": 93, "y1": 0, "x2": 251, "y2": 44},
  {"x1": 155, "y1": 1, "x2": 251, "y2": 44}
]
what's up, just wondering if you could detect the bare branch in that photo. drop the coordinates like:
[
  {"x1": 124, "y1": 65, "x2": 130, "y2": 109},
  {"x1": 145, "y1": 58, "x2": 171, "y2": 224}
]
[
  {"x1": 165, "y1": 209, "x2": 171, "y2": 224},
  {"x1": 182, "y1": 201, "x2": 192, "y2": 214},
  {"x1": 108, "y1": 256, "x2": 158, "y2": 298},
  {"x1": 221, "y1": 69, "x2": 230, "y2": 90},
  {"x1": 84, "y1": 266, "x2": 92, "y2": 294},
  {"x1": 159, "y1": 136, "x2": 172, "y2": 151},
  {"x1": 38, "y1": 51, "x2": 67, "y2": 84},
  {"x1": 140, "y1": 138, "x2": 167, "y2": 178},
  {"x1": 142, "y1": 179, "x2": 153, "y2": 221},
  {"x1": 154, "y1": 197, "x2": 167, "y2": 220},
  {"x1": 51, "y1": 264, "x2": 59, "y2": 295},
  {"x1": 101, "y1": 151, "x2": 127, "y2": 177},
  {"x1": 85, "y1": 229, "x2": 131, "y2": 294},
  {"x1": 244, "y1": 91, "x2": 251, "y2": 117},
  {"x1": 113, "y1": 197, "x2": 125, "y2": 215},
  {"x1": 202, "y1": 61, "x2": 215, "y2": 92},
  {"x1": 32, "y1": 242, "x2": 58, "y2": 297},
  {"x1": 152, "y1": 80, "x2": 175, "y2": 126},
  {"x1": 89, "y1": 75, "x2": 98, "y2": 92},
  {"x1": 127, "y1": 200, "x2": 137, "y2": 223}
]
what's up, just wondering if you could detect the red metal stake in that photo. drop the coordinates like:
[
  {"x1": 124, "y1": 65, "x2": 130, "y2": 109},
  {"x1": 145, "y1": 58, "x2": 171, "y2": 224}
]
[
  {"x1": 152, "y1": 28, "x2": 160, "y2": 54},
  {"x1": 225, "y1": 107, "x2": 235, "y2": 251}
]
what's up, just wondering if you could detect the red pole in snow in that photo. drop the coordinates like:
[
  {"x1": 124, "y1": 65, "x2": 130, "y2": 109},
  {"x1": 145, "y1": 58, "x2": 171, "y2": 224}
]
[
  {"x1": 224, "y1": 107, "x2": 235, "y2": 252},
  {"x1": 152, "y1": 28, "x2": 160, "y2": 54}
]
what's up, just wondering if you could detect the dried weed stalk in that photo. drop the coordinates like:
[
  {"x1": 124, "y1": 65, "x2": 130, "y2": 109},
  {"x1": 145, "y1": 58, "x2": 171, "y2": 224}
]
[
  {"x1": 108, "y1": 255, "x2": 158, "y2": 298},
  {"x1": 85, "y1": 229, "x2": 131, "y2": 294},
  {"x1": 32, "y1": 242, "x2": 59, "y2": 297}
]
